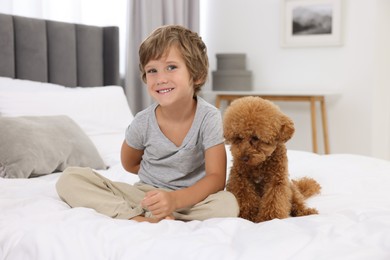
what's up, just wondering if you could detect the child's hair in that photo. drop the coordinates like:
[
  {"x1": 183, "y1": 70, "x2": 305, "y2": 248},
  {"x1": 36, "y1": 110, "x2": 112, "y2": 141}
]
[{"x1": 139, "y1": 25, "x2": 209, "y2": 96}]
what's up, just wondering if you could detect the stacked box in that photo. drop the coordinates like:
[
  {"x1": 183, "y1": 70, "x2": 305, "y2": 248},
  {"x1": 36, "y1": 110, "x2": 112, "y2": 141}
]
[{"x1": 212, "y1": 53, "x2": 252, "y2": 91}]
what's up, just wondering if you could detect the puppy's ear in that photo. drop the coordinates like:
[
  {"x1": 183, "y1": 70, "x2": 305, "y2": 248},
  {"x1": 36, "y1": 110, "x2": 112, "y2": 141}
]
[
  {"x1": 223, "y1": 134, "x2": 232, "y2": 144},
  {"x1": 223, "y1": 129, "x2": 233, "y2": 144},
  {"x1": 278, "y1": 116, "x2": 295, "y2": 143}
]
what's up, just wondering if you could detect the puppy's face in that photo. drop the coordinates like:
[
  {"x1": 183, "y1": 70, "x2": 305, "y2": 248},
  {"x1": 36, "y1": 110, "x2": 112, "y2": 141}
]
[
  {"x1": 223, "y1": 97, "x2": 294, "y2": 166},
  {"x1": 228, "y1": 131, "x2": 278, "y2": 166}
]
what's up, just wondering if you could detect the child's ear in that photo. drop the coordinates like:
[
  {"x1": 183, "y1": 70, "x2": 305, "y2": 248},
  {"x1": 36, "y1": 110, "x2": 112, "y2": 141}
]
[
  {"x1": 278, "y1": 116, "x2": 295, "y2": 143},
  {"x1": 193, "y1": 78, "x2": 202, "y2": 85}
]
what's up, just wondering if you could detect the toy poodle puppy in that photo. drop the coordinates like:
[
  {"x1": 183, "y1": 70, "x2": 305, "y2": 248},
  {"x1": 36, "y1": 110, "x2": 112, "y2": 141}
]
[{"x1": 223, "y1": 96, "x2": 321, "y2": 223}]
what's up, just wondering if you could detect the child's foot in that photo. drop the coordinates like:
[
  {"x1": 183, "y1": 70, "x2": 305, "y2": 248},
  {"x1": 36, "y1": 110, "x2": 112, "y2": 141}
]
[
  {"x1": 164, "y1": 214, "x2": 175, "y2": 220},
  {"x1": 131, "y1": 214, "x2": 175, "y2": 223},
  {"x1": 131, "y1": 216, "x2": 160, "y2": 223}
]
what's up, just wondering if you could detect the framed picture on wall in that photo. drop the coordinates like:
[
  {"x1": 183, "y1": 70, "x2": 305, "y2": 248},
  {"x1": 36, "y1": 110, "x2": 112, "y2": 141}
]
[{"x1": 280, "y1": 0, "x2": 343, "y2": 47}]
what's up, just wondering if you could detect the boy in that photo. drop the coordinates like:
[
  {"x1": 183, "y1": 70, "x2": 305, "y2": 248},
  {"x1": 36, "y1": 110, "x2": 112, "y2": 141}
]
[{"x1": 57, "y1": 25, "x2": 239, "y2": 223}]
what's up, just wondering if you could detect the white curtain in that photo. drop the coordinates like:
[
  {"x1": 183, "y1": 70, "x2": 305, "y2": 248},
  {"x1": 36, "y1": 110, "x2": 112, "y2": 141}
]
[
  {"x1": 0, "y1": 0, "x2": 128, "y2": 24},
  {"x1": 0, "y1": 0, "x2": 81, "y2": 22},
  {"x1": 125, "y1": 0, "x2": 200, "y2": 114}
]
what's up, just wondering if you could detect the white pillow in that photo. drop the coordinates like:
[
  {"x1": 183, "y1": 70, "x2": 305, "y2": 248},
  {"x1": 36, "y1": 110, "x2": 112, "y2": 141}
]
[
  {"x1": 0, "y1": 86, "x2": 134, "y2": 166},
  {"x1": 0, "y1": 76, "x2": 67, "y2": 92}
]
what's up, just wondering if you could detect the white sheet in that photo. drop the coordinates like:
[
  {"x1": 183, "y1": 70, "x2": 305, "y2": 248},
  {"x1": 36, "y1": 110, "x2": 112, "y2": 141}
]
[{"x1": 1, "y1": 150, "x2": 390, "y2": 260}]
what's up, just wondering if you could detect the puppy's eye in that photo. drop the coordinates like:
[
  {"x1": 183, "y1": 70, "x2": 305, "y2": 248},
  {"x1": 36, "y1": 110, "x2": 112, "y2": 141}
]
[
  {"x1": 249, "y1": 135, "x2": 260, "y2": 146},
  {"x1": 233, "y1": 136, "x2": 243, "y2": 144}
]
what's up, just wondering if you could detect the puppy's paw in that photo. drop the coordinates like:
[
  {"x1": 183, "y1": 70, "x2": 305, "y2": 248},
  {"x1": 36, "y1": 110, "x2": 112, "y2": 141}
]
[
  {"x1": 301, "y1": 207, "x2": 318, "y2": 216},
  {"x1": 291, "y1": 206, "x2": 319, "y2": 217}
]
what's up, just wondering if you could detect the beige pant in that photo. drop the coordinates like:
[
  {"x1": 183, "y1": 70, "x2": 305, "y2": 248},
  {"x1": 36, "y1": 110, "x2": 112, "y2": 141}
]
[{"x1": 56, "y1": 167, "x2": 239, "y2": 221}]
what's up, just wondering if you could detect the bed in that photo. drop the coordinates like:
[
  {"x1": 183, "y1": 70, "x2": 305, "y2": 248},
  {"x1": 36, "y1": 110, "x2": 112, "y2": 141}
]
[{"x1": 1, "y1": 13, "x2": 390, "y2": 260}]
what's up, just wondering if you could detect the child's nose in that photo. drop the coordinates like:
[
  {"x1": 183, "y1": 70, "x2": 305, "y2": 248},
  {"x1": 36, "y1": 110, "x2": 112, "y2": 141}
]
[
  {"x1": 157, "y1": 79, "x2": 168, "y2": 86},
  {"x1": 156, "y1": 74, "x2": 168, "y2": 85}
]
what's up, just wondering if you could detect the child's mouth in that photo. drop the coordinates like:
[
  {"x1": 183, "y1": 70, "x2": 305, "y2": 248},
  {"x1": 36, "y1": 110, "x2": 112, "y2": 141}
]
[{"x1": 157, "y1": 88, "x2": 173, "y2": 94}]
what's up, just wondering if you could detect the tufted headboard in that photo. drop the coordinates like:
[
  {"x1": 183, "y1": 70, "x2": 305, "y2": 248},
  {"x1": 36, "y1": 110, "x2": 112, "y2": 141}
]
[{"x1": 0, "y1": 13, "x2": 119, "y2": 87}]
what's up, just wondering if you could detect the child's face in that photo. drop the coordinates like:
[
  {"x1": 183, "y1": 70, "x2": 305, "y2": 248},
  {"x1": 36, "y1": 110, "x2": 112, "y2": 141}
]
[{"x1": 144, "y1": 46, "x2": 195, "y2": 107}]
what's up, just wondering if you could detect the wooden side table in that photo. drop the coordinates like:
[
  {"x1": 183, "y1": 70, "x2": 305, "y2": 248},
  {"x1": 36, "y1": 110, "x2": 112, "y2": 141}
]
[{"x1": 213, "y1": 90, "x2": 332, "y2": 154}]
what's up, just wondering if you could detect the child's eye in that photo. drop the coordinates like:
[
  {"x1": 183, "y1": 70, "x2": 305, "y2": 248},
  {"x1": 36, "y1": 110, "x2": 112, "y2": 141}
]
[
  {"x1": 167, "y1": 65, "x2": 177, "y2": 71},
  {"x1": 146, "y1": 68, "x2": 157, "y2": 74}
]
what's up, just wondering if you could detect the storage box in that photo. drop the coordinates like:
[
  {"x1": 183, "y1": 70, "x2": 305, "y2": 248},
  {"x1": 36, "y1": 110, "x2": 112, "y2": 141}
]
[
  {"x1": 212, "y1": 70, "x2": 252, "y2": 91},
  {"x1": 216, "y1": 53, "x2": 246, "y2": 70}
]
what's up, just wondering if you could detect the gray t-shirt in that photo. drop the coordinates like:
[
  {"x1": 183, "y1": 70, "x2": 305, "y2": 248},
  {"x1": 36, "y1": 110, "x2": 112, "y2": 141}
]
[{"x1": 125, "y1": 96, "x2": 224, "y2": 190}]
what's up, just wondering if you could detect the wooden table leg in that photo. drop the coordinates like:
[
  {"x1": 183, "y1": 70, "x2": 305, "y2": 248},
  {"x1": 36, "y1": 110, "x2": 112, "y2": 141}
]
[
  {"x1": 215, "y1": 95, "x2": 221, "y2": 109},
  {"x1": 320, "y1": 97, "x2": 330, "y2": 154},
  {"x1": 310, "y1": 97, "x2": 318, "y2": 153}
]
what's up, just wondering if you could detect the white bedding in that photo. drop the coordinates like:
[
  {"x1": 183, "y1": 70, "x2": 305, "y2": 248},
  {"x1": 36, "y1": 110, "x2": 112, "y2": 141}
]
[
  {"x1": 1, "y1": 150, "x2": 390, "y2": 260},
  {"x1": 1, "y1": 77, "x2": 390, "y2": 259}
]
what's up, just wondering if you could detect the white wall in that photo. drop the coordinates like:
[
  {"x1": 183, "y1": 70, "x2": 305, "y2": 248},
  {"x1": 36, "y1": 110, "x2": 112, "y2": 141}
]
[
  {"x1": 200, "y1": 0, "x2": 390, "y2": 159},
  {"x1": 371, "y1": 0, "x2": 390, "y2": 160}
]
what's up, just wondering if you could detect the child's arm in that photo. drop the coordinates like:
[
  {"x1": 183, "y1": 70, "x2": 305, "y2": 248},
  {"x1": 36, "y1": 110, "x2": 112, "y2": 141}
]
[
  {"x1": 142, "y1": 143, "x2": 227, "y2": 218},
  {"x1": 120, "y1": 140, "x2": 144, "y2": 174}
]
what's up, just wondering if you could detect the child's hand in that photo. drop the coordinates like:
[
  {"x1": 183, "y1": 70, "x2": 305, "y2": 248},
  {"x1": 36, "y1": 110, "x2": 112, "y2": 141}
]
[{"x1": 141, "y1": 190, "x2": 176, "y2": 219}]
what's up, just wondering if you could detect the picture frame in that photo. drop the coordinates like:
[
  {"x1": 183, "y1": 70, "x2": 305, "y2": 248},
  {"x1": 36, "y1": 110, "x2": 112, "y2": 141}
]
[{"x1": 280, "y1": 0, "x2": 343, "y2": 47}]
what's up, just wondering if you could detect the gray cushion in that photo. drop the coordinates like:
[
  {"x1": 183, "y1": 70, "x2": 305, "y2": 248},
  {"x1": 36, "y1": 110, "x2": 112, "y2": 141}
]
[
  {"x1": 76, "y1": 24, "x2": 104, "y2": 87},
  {"x1": 0, "y1": 13, "x2": 14, "y2": 78},
  {"x1": 14, "y1": 15, "x2": 48, "y2": 82},
  {"x1": 47, "y1": 20, "x2": 78, "y2": 86},
  {"x1": 0, "y1": 115, "x2": 106, "y2": 178}
]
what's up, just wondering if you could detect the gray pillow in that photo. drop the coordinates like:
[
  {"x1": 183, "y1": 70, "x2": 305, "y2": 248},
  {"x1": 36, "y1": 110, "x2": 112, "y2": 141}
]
[{"x1": 0, "y1": 115, "x2": 106, "y2": 178}]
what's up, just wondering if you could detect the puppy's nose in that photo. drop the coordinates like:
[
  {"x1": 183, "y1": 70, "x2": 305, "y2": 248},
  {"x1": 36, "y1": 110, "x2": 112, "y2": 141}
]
[{"x1": 241, "y1": 156, "x2": 249, "y2": 162}]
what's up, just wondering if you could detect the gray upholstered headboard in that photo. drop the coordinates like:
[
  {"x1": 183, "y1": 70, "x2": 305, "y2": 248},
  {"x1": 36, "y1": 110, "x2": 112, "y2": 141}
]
[{"x1": 0, "y1": 13, "x2": 119, "y2": 87}]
